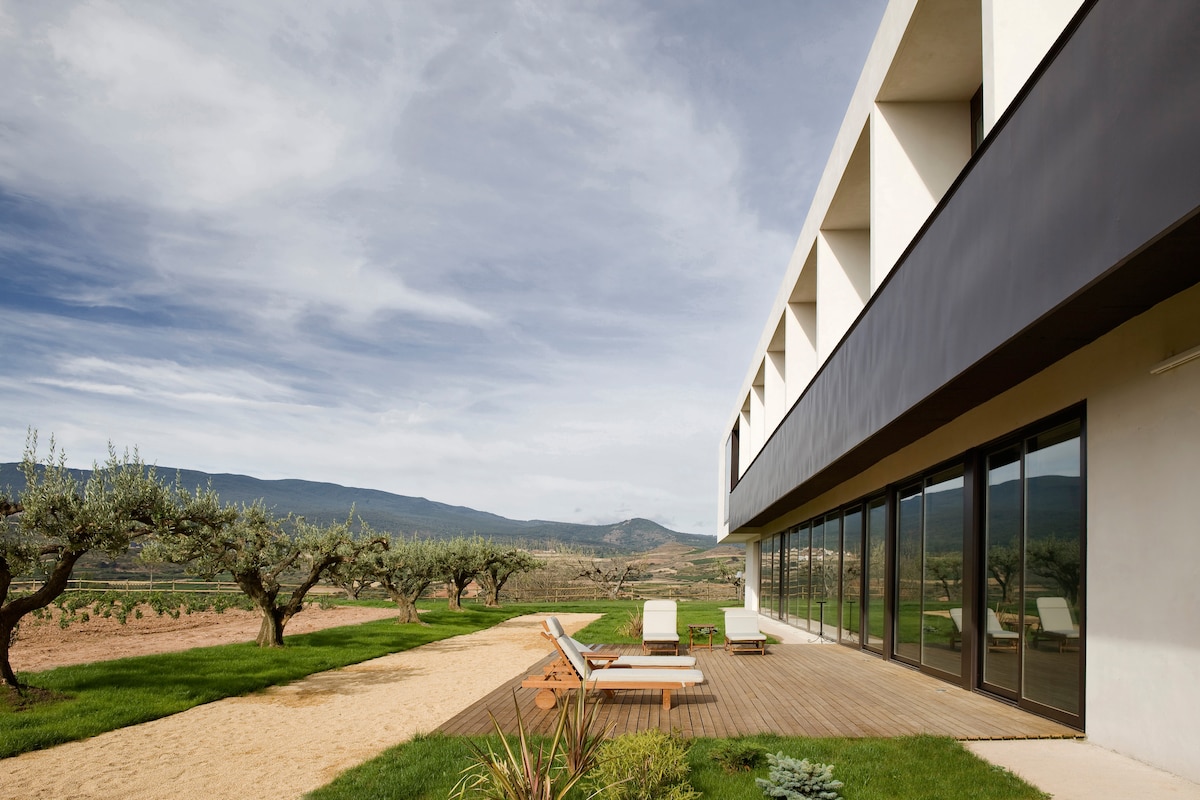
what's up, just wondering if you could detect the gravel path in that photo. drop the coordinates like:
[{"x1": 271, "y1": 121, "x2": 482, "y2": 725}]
[{"x1": 0, "y1": 612, "x2": 597, "y2": 800}]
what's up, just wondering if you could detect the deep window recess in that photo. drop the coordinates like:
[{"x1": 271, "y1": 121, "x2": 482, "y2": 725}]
[
  {"x1": 727, "y1": 425, "x2": 739, "y2": 493},
  {"x1": 970, "y1": 85, "x2": 984, "y2": 152}
]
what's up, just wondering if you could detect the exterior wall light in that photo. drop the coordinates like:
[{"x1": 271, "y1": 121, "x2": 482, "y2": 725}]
[{"x1": 1150, "y1": 344, "x2": 1200, "y2": 375}]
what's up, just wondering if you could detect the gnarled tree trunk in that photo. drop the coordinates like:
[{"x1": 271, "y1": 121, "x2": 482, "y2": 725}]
[
  {"x1": 386, "y1": 590, "x2": 425, "y2": 624},
  {"x1": 256, "y1": 606, "x2": 289, "y2": 647}
]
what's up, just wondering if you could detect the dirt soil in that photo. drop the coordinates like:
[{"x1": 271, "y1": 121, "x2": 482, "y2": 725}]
[
  {"x1": 1, "y1": 610, "x2": 598, "y2": 800},
  {"x1": 10, "y1": 604, "x2": 401, "y2": 672}
]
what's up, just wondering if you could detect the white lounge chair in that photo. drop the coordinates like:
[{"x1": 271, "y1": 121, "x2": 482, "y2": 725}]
[
  {"x1": 723, "y1": 608, "x2": 766, "y2": 654},
  {"x1": 521, "y1": 632, "x2": 703, "y2": 710},
  {"x1": 541, "y1": 617, "x2": 696, "y2": 668},
  {"x1": 1035, "y1": 597, "x2": 1080, "y2": 652},
  {"x1": 642, "y1": 600, "x2": 681, "y2": 655}
]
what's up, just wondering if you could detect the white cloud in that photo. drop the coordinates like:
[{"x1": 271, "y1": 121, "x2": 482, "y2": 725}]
[{"x1": 0, "y1": 0, "x2": 888, "y2": 532}]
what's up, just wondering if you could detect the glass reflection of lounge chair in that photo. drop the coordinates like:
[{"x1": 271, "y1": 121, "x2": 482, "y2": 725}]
[
  {"x1": 949, "y1": 607, "x2": 1019, "y2": 650},
  {"x1": 1034, "y1": 596, "x2": 1080, "y2": 652}
]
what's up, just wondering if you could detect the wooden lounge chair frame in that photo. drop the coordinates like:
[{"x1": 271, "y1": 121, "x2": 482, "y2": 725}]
[
  {"x1": 723, "y1": 608, "x2": 766, "y2": 655},
  {"x1": 540, "y1": 617, "x2": 696, "y2": 670},
  {"x1": 521, "y1": 632, "x2": 703, "y2": 710}
]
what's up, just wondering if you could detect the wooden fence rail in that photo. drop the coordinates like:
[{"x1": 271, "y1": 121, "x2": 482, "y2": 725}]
[{"x1": 11, "y1": 579, "x2": 243, "y2": 594}]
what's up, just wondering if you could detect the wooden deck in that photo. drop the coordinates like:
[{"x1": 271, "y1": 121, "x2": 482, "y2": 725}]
[{"x1": 437, "y1": 644, "x2": 1080, "y2": 740}]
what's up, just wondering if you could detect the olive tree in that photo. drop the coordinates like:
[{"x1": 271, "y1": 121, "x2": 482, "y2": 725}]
[
  {"x1": 363, "y1": 532, "x2": 448, "y2": 623},
  {"x1": 0, "y1": 433, "x2": 231, "y2": 690},
  {"x1": 576, "y1": 554, "x2": 642, "y2": 600},
  {"x1": 143, "y1": 503, "x2": 358, "y2": 647},
  {"x1": 443, "y1": 535, "x2": 488, "y2": 611},
  {"x1": 326, "y1": 535, "x2": 379, "y2": 600},
  {"x1": 477, "y1": 542, "x2": 544, "y2": 607}
]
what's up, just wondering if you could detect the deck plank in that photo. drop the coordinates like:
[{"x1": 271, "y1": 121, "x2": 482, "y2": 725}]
[{"x1": 437, "y1": 644, "x2": 1081, "y2": 740}]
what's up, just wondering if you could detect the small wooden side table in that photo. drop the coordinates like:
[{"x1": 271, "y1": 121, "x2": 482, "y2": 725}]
[{"x1": 688, "y1": 623, "x2": 719, "y2": 651}]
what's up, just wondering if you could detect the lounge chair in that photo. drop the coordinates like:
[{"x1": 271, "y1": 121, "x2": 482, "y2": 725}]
[
  {"x1": 1035, "y1": 597, "x2": 1080, "y2": 652},
  {"x1": 542, "y1": 617, "x2": 696, "y2": 669},
  {"x1": 985, "y1": 608, "x2": 1020, "y2": 649},
  {"x1": 949, "y1": 607, "x2": 1020, "y2": 650},
  {"x1": 642, "y1": 599, "x2": 681, "y2": 655},
  {"x1": 521, "y1": 632, "x2": 704, "y2": 710},
  {"x1": 723, "y1": 608, "x2": 766, "y2": 654}
]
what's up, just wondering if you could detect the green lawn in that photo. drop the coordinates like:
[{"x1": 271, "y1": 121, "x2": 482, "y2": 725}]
[
  {"x1": 305, "y1": 731, "x2": 1047, "y2": 800},
  {"x1": 4, "y1": 598, "x2": 1050, "y2": 800}
]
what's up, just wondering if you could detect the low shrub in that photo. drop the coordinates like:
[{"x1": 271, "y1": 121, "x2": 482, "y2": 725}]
[
  {"x1": 755, "y1": 752, "x2": 844, "y2": 800},
  {"x1": 709, "y1": 739, "x2": 768, "y2": 772},
  {"x1": 617, "y1": 608, "x2": 643, "y2": 639},
  {"x1": 589, "y1": 728, "x2": 700, "y2": 800}
]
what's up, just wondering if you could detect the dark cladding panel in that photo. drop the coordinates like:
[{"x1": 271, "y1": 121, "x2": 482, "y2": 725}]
[{"x1": 730, "y1": 0, "x2": 1200, "y2": 531}]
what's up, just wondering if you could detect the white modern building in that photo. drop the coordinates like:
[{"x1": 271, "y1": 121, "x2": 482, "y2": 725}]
[{"x1": 717, "y1": 0, "x2": 1199, "y2": 782}]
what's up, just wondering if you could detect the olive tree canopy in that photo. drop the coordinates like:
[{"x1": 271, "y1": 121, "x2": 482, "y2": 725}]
[
  {"x1": 142, "y1": 504, "x2": 359, "y2": 647},
  {"x1": 0, "y1": 433, "x2": 231, "y2": 690}
]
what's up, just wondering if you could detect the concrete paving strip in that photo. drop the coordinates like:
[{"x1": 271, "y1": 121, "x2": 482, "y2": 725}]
[{"x1": 966, "y1": 739, "x2": 1200, "y2": 799}]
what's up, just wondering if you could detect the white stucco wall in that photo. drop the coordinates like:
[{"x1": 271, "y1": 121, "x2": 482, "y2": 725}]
[
  {"x1": 744, "y1": 284, "x2": 1200, "y2": 782},
  {"x1": 981, "y1": 0, "x2": 1085, "y2": 132},
  {"x1": 870, "y1": 101, "x2": 971, "y2": 286},
  {"x1": 1077, "y1": 288, "x2": 1200, "y2": 784},
  {"x1": 815, "y1": 229, "x2": 870, "y2": 361}
]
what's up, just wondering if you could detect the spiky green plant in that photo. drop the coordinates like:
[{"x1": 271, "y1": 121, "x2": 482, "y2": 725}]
[{"x1": 454, "y1": 683, "x2": 616, "y2": 800}]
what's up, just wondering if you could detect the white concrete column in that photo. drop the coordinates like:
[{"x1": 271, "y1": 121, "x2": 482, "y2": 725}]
[
  {"x1": 871, "y1": 101, "x2": 971, "y2": 287},
  {"x1": 816, "y1": 230, "x2": 870, "y2": 361},
  {"x1": 765, "y1": 320, "x2": 787, "y2": 432},
  {"x1": 737, "y1": 404, "x2": 751, "y2": 480},
  {"x1": 981, "y1": 0, "x2": 1086, "y2": 133},
  {"x1": 750, "y1": 365, "x2": 766, "y2": 454},
  {"x1": 785, "y1": 301, "x2": 817, "y2": 407},
  {"x1": 744, "y1": 539, "x2": 761, "y2": 611}
]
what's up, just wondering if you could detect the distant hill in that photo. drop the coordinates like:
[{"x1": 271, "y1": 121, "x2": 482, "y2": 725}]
[{"x1": 0, "y1": 463, "x2": 714, "y2": 554}]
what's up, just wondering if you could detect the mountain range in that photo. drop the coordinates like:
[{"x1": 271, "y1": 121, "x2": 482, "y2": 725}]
[{"x1": 0, "y1": 463, "x2": 714, "y2": 553}]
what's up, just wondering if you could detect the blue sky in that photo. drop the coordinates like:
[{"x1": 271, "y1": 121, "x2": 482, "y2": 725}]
[{"x1": 0, "y1": 1, "x2": 886, "y2": 534}]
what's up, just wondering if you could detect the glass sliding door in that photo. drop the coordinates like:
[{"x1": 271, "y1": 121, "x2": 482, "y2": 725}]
[
  {"x1": 841, "y1": 505, "x2": 863, "y2": 644},
  {"x1": 865, "y1": 496, "x2": 887, "y2": 652},
  {"x1": 984, "y1": 446, "x2": 1022, "y2": 695},
  {"x1": 893, "y1": 467, "x2": 965, "y2": 673},
  {"x1": 786, "y1": 524, "x2": 809, "y2": 628},
  {"x1": 894, "y1": 483, "x2": 923, "y2": 662},
  {"x1": 921, "y1": 467, "x2": 964, "y2": 677},
  {"x1": 981, "y1": 417, "x2": 1084, "y2": 725},
  {"x1": 803, "y1": 519, "x2": 821, "y2": 631},
  {"x1": 1023, "y1": 421, "x2": 1083, "y2": 717},
  {"x1": 761, "y1": 534, "x2": 778, "y2": 618},
  {"x1": 815, "y1": 513, "x2": 840, "y2": 639}
]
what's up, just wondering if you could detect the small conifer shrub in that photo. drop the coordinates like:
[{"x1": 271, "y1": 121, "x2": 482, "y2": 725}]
[{"x1": 754, "y1": 752, "x2": 844, "y2": 800}]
